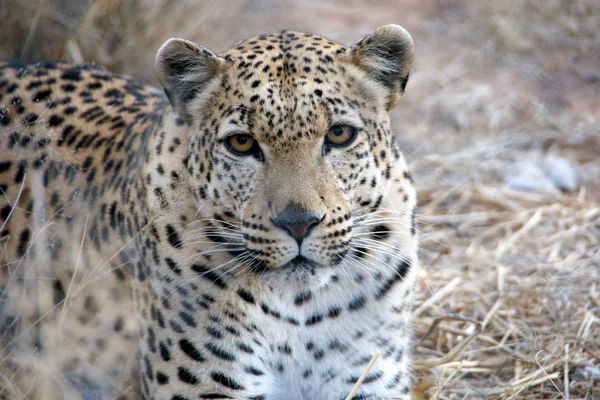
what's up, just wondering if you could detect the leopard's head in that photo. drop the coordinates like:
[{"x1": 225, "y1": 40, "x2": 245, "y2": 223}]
[{"x1": 155, "y1": 25, "x2": 416, "y2": 285}]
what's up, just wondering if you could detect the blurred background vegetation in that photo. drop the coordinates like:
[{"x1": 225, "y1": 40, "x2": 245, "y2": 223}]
[{"x1": 1, "y1": 0, "x2": 599, "y2": 398}]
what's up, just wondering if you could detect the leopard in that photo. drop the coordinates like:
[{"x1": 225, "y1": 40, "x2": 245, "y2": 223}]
[{"x1": 0, "y1": 24, "x2": 418, "y2": 400}]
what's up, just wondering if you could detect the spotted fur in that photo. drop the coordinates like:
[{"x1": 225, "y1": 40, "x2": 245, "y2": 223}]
[{"x1": 0, "y1": 25, "x2": 418, "y2": 400}]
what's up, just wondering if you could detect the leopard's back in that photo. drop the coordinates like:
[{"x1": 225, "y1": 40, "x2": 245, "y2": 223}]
[{"x1": 0, "y1": 61, "x2": 165, "y2": 399}]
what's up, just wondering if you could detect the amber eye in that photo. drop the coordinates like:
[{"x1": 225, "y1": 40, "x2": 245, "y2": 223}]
[
  {"x1": 325, "y1": 125, "x2": 358, "y2": 147},
  {"x1": 225, "y1": 134, "x2": 261, "y2": 157}
]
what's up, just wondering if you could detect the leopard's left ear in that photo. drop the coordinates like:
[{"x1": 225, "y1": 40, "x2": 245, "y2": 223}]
[{"x1": 347, "y1": 24, "x2": 414, "y2": 110}]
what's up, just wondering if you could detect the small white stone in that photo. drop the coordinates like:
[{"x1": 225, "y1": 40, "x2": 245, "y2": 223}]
[
  {"x1": 537, "y1": 156, "x2": 579, "y2": 192},
  {"x1": 504, "y1": 161, "x2": 559, "y2": 194}
]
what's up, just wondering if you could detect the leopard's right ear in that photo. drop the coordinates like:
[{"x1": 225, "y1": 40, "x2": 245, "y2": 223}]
[
  {"x1": 346, "y1": 25, "x2": 414, "y2": 111},
  {"x1": 155, "y1": 38, "x2": 226, "y2": 122}
]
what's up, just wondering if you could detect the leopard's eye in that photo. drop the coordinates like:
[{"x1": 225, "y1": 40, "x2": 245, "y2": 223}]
[
  {"x1": 225, "y1": 134, "x2": 260, "y2": 157},
  {"x1": 325, "y1": 125, "x2": 358, "y2": 147}
]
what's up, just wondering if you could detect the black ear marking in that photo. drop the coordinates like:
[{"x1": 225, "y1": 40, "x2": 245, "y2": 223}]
[
  {"x1": 347, "y1": 24, "x2": 414, "y2": 110},
  {"x1": 400, "y1": 72, "x2": 410, "y2": 92},
  {"x1": 155, "y1": 38, "x2": 226, "y2": 121}
]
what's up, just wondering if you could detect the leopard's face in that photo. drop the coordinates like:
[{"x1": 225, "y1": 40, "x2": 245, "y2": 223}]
[{"x1": 156, "y1": 26, "x2": 414, "y2": 283}]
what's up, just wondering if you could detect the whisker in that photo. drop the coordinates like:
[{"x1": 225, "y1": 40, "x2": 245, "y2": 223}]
[
  {"x1": 182, "y1": 228, "x2": 243, "y2": 238},
  {"x1": 165, "y1": 250, "x2": 252, "y2": 299},
  {"x1": 342, "y1": 254, "x2": 380, "y2": 281},
  {"x1": 178, "y1": 243, "x2": 246, "y2": 265},
  {"x1": 347, "y1": 242, "x2": 411, "y2": 280}
]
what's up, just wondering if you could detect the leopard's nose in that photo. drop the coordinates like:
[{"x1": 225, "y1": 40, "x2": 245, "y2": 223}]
[{"x1": 271, "y1": 204, "x2": 323, "y2": 244}]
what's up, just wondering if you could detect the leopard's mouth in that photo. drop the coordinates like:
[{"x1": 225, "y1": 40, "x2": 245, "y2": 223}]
[
  {"x1": 244, "y1": 255, "x2": 320, "y2": 274},
  {"x1": 238, "y1": 253, "x2": 325, "y2": 276},
  {"x1": 234, "y1": 243, "x2": 349, "y2": 274},
  {"x1": 282, "y1": 255, "x2": 318, "y2": 272}
]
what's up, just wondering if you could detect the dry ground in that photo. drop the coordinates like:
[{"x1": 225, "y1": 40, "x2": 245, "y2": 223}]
[{"x1": 1, "y1": 0, "x2": 599, "y2": 398}]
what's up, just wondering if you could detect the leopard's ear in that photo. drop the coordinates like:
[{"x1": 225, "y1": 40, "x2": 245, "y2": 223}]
[
  {"x1": 155, "y1": 38, "x2": 226, "y2": 121},
  {"x1": 347, "y1": 24, "x2": 414, "y2": 110}
]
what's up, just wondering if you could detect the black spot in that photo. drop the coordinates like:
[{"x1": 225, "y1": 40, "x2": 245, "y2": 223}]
[
  {"x1": 87, "y1": 81, "x2": 103, "y2": 90},
  {"x1": 179, "y1": 311, "x2": 196, "y2": 327},
  {"x1": 370, "y1": 224, "x2": 390, "y2": 240},
  {"x1": 47, "y1": 115, "x2": 64, "y2": 127},
  {"x1": 146, "y1": 326, "x2": 157, "y2": 354},
  {"x1": 372, "y1": 195, "x2": 383, "y2": 210},
  {"x1": 244, "y1": 365, "x2": 264, "y2": 376},
  {"x1": 0, "y1": 114, "x2": 11, "y2": 126},
  {"x1": 211, "y1": 371, "x2": 245, "y2": 390},
  {"x1": 375, "y1": 259, "x2": 412, "y2": 299},
  {"x1": 144, "y1": 354, "x2": 154, "y2": 381},
  {"x1": 179, "y1": 339, "x2": 206, "y2": 362},
  {"x1": 159, "y1": 342, "x2": 171, "y2": 361},
  {"x1": 81, "y1": 156, "x2": 94, "y2": 171},
  {"x1": 6, "y1": 83, "x2": 18, "y2": 93},
  {"x1": 32, "y1": 89, "x2": 52, "y2": 102},
  {"x1": 114, "y1": 317, "x2": 124, "y2": 332},
  {"x1": 191, "y1": 264, "x2": 228, "y2": 288},
  {"x1": 61, "y1": 68, "x2": 81, "y2": 81},
  {"x1": 237, "y1": 288, "x2": 255, "y2": 304},
  {"x1": 314, "y1": 89, "x2": 323, "y2": 97},
  {"x1": 52, "y1": 279, "x2": 66, "y2": 305},
  {"x1": 199, "y1": 395, "x2": 236, "y2": 399},
  {"x1": 205, "y1": 342, "x2": 236, "y2": 361},
  {"x1": 385, "y1": 372, "x2": 402, "y2": 389},
  {"x1": 64, "y1": 106, "x2": 77, "y2": 115},
  {"x1": 353, "y1": 245, "x2": 370, "y2": 259},
  {"x1": 206, "y1": 325, "x2": 223, "y2": 339},
  {"x1": 348, "y1": 294, "x2": 367, "y2": 311},
  {"x1": 278, "y1": 344, "x2": 292, "y2": 355},
  {"x1": 314, "y1": 349, "x2": 325, "y2": 360},
  {"x1": 236, "y1": 342, "x2": 254, "y2": 354},
  {"x1": 305, "y1": 313, "x2": 323, "y2": 326},
  {"x1": 105, "y1": 89, "x2": 124, "y2": 98},
  {"x1": 0, "y1": 161, "x2": 11, "y2": 173},
  {"x1": 165, "y1": 257, "x2": 181, "y2": 275},
  {"x1": 33, "y1": 154, "x2": 47, "y2": 169},
  {"x1": 294, "y1": 290, "x2": 312, "y2": 306},
  {"x1": 165, "y1": 224, "x2": 183, "y2": 249},
  {"x1": 178, "y1": 367, "x2": 199, "y2": 385},
  {"x1": 17, "y1": 228, "x2": 30, "y2": 257},
  {"x1": 22, "y1": 113, "x2": 39, "y2": 125},
  {"x1": 156, "y1": 371, "x2": 169, "y2": 385},
  {"x1": 347, "y1": 370, "x2": 383, "y2": 385},
  {"x1": 327, "y1": 306, "x2": 342, "y2": 319},
  {"x1": 61, "y1": 83, "x2": 76, "y2": 92},
  {"x1": 0, "y1": 205, "x2": 12, "y2": 220}
]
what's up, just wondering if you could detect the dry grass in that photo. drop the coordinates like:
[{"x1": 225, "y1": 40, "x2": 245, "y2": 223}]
[{"x1": 1, "y1": 0, "x2": 598, "y2": 398}]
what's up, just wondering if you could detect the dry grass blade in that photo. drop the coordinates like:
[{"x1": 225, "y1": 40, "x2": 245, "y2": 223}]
[
  {"x1": 414, "y1": 315, "x2": 481, "y2": 370},
  {"x1": 344, "y1": 351, "x2": 380, "y2": 400}
]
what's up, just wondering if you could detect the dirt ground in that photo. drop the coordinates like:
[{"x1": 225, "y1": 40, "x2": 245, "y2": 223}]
[{"x1": 1, "y1": 0, "x2": 599, "y2": 398}]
